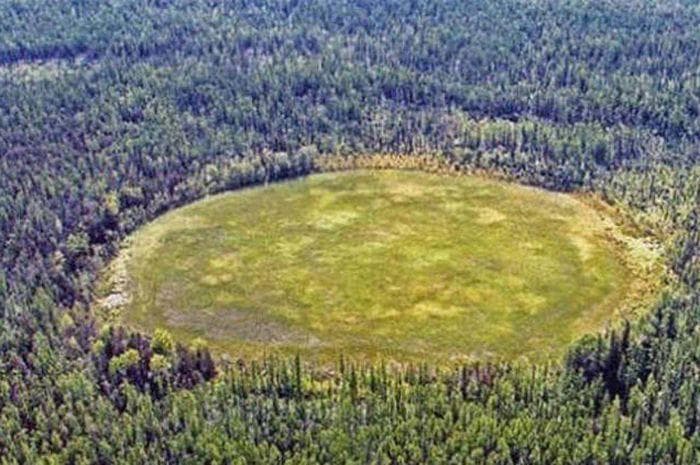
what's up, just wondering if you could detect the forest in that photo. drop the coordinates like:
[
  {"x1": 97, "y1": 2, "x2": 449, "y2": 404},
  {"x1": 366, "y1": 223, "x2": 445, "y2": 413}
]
[{"x1": 0, "y1": 0, "x2": 698, "y2": 463}]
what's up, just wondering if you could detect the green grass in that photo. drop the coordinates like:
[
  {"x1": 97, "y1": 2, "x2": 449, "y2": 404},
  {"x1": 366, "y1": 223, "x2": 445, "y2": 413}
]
[{"x1": 110, "y1": 170, "x2": 657, "y2": 364}]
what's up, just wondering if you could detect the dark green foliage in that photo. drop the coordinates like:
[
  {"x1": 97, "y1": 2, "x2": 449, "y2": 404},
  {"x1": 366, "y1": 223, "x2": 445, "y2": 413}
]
[{"x1": 0, "y1": 0, "x2": 698, "y2": 463}]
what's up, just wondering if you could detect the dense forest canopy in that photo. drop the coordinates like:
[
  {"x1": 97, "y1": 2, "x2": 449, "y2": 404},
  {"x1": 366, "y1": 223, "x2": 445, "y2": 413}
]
[{"x1": 0, "y1": 0, "x2": 698, "y2": 463}]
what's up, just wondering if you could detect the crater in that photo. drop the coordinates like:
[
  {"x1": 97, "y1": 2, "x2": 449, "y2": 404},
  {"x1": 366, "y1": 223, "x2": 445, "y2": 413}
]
[{"x1": 101, "y1": 170, "x2": 662, "y2": 364}]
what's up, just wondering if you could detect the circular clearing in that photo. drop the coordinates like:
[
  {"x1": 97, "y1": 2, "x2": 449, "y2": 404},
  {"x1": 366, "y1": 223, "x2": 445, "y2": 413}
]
[{"x1": 107, "y1": 170, "x2": 657, "y2": 363}]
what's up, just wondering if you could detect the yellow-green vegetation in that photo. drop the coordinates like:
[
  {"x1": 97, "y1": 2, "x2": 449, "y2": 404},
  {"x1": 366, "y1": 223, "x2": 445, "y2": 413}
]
[{"x1": 105, "y1": 170, "x2": 661, "y2": 364}]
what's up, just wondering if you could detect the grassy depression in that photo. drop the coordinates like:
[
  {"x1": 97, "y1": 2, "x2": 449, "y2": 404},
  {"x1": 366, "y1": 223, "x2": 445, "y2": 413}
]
[{"x1": 106, "y1": 170, "x2": 658, "y2": 364}]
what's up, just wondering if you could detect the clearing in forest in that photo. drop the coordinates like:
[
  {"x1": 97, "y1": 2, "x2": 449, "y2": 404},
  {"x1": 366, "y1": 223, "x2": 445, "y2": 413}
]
[{"x1": 103, "y1": 170, "x2": 661, "y2": 363}]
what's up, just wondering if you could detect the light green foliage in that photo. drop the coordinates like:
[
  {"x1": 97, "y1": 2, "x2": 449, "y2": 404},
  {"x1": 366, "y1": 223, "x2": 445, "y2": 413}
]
[
  {"x1": 108, "y1": 349, "x2": 140, "y2": 375},
  {"x1": 151, "y1": 328, "x2": 174, "y2": 355},
  {"x1": 103, "y1": 192, "x2": 120, "y2": 217},
  {"x1": 150, "y1": 354, "x2": 170, "y2": 371},
  {"x1": 66, "y1": 232, "x2": 89, "y2": 257},
  {"x1": 190, "y1": 337, "x2": 208, "y2": 352},
  {"x1": 58, "y1": 312, "x2": 74, "y2": 331},
  {"x1": 120, "y1": 170, "x2": 654, "y2": 363}
]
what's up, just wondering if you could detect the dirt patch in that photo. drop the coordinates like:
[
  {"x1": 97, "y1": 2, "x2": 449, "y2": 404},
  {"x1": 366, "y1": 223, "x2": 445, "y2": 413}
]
[
  {"x1": 95, "y1": 251, "x2": 132, "y2": 320},
  {"x1": 101, "y1": 293, "x2": 128, "y2": 310}
]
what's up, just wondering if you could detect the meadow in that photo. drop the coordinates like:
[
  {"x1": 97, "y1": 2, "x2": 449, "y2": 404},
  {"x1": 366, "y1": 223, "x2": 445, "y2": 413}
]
[{"x1": 107, "y1": 170, "x2": 658, "y2": 364}]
